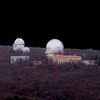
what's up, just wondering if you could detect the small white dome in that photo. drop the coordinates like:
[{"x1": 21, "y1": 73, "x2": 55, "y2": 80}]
[
  {"x1": 14, "y1": 38, "x2": 25, "y2": 45},
  {"x1": 45, "y1": 39, "x2": 64, "y2": 54},
  {"x1": 23, "y1": 47, "x2": 30, "y2": 53}
]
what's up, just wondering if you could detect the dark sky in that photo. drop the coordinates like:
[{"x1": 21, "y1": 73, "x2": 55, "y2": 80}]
[
  {"x1": 0, "y1": 31, "x2": 99, "y2": 50},
  {"x1": 0, "y1": 2, "x2": 99, "y2": 49},
  {"x1": 0, "y1": 7, "x2": 99, "y2": 49}
]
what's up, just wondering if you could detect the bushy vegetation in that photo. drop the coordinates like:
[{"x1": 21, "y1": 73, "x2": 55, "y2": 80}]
[{"x1": 0, "y1": 46, "x2": 100, "y2": 99}]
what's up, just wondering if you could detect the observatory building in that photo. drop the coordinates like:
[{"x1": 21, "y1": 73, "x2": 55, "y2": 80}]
[
  {"x1": 13, "y1": 38, "x2": 25, "y2": 52},
  {"x1": 45, "y1": 39, "x2": 64, "y2": 58},
  {"x1": 45, "y1": 39, "x2": 82, "y2": 64},
  {"x1": 11, "y1": 38, "x2": 30, "y2": 63},
  {"x1": 52, "y1": 55, "x2": 82, "y2": 64}
]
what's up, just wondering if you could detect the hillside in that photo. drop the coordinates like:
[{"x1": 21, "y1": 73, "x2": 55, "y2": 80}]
[{"x1": 0, "y1": 46, "x2": 100, "y2": 100}]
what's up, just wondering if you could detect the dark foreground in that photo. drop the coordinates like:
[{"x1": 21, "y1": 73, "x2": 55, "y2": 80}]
[
  {"x1": 1, "y1": 63, "x2": 100, "y2": 100},
  {"x1": 0, "y1": 46, "x2": 100, "y2": 100}
]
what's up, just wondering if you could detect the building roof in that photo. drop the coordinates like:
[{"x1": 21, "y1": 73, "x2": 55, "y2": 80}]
[
  {"x1": 13, "y1": 38, "x2": 25, "y2": 45},
  {"x1": 45, "y1": 39, "x2": 64, "y2": 53}
]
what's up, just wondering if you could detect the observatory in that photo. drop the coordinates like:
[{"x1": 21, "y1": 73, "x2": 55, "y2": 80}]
[
  {"x1": 11, "y1": 38, "x2": 30, "y2": 63},
  {"x1": 13, "y1": 38, "x2": 25, "y2": 52},
  {"x1": 45, "y1": 39, "x2": 64, "y2": 57},
  {"x1": 45, "y1": 39, "x2": 83, "y2": 64}
]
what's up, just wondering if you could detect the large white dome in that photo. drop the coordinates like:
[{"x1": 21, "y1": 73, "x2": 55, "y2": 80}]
[
  {"x1": 45, "y1": 39, "x2": 64, "y2": 54},
  {"x1": 14, "y1": 38, "x2": 25, "y2": 45}
]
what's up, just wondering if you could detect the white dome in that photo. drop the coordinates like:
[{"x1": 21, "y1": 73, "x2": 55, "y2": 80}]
[
  {"x1": 13, "y1": 38, "x2": 25, "y2": 52},
  {"x1": 23, "y1": 47, "x2": 30, "y2": 53},
  {"x1": 14, "y1": 38, "x2": 25, "y2": 45},
  {"x1": 45, "y1": 39, "x2": 64, "y2": 54}
]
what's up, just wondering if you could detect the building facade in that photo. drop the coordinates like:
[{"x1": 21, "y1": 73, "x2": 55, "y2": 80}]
[
  {"x1": 52, "y1": 54, "x2": 82, "y2": 64},
  {"x1": 10, "y1": 56, "x2": 30, "y2": 63}
]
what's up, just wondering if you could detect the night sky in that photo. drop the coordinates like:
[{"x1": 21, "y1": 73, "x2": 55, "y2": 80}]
[
  {"x1": 0, "y1": 9, "x2": 99, "y2": 49},
  {"x1": 0, "y1": 2, "x2": 99, "y2": 50},
  {"x1": 0, "y1": 31, "x2": 99, "y2": 50}
]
